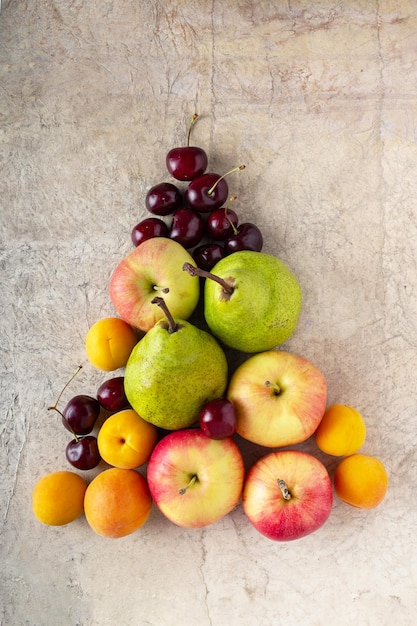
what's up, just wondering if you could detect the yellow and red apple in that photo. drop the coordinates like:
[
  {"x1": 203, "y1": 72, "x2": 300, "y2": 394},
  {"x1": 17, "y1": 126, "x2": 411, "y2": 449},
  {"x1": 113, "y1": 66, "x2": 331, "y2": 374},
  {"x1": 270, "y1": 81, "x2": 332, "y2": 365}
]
[
  {"x1": 243, "y1": 450, "x2": 333, "y2": 541},
  {"x1": 109, "y1": 237, "x2": 199, "y2": 332},
  {"x1": 227, "y1": 350, "x2": 327, "y2": 447},
  {"x1": 147, "y1": 429, "x2": 244, "y2": 528}
]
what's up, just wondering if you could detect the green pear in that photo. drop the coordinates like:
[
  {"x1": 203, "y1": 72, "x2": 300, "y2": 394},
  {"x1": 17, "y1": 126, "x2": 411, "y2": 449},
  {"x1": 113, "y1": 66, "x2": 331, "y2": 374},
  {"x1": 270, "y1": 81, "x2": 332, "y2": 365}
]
[
  {"x1": 124, "y1": 297, "x2": 228, "y2": 430},
  {"x1": 183, "y1": 251, "x2": 302, "y2": 353}
]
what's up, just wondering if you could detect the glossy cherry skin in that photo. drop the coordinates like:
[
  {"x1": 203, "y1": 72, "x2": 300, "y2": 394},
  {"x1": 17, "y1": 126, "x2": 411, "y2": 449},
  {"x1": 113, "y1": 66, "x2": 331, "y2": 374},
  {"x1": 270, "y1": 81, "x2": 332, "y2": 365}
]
[
  {"x1": 131, "y1": 217, "x2": 168, "y2": 247},
  {"x1": 62, "y1": 395, "x2": 101, "y2": 436},
  {"x1": 66, "y1": 435, "x2": 101, "y2": 470},
  {"x1": 206, "y1": 207, "x2": 239, "y2": 240},
  {"x1": 145, "y1": 182, "x2": 183, "y2": 216},
  {"x1": 199, "y1": 398, "x2": 237, "y2": 439},
  {"x1": 97, "y1": 376, "x2": 130, "y2": 413},
  {"x1": 169, "y1": 207, "x2": 204, "y2": 248},
  {"x1": 224, "y1": 222, "x2": 263, "y2": 253},
  {"x1": 166, "y1": 146, "x2": 208, "y2": 181},
  {"x1": 192, "y1": 243, "x2": 225, "y2": 271},
  {"x1": 185, "y1": 173, "x2": 229, "y2": 212}
]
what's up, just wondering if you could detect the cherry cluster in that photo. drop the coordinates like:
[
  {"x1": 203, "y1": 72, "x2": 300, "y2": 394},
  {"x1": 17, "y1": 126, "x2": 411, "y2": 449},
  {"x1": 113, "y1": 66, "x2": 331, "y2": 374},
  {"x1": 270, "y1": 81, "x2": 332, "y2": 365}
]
[
  {"x1": 48, "y1": 368, "x2": 129, "y2": 470},
  {"x1": 130, "y1": 114, "x2": 264, "y2": 270}
]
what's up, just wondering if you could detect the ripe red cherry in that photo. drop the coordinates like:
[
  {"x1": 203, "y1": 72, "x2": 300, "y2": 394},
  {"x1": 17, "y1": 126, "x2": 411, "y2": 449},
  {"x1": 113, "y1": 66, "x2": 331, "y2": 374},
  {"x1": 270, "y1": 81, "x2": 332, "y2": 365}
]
[
  {"x1": 199, "y1": 398, "x2": 237, "y2": 439},
  {"x1": 66, "y1": 435, "x2": 101, "y2": 470},
  {"x1": 62, "y1": 395, "x2": 101, "y2": 436},
  {"x1": 206, "y1": 205, "x2": 239, "y2": 240},
  {"x1": 131, "y1": 217, "x2": 168, "y2": 247},
  {"x1": 169, "y1": 207, "x2": 204, "y2": 248},
  {"x1": 97, "y1": 376, "x2": 130, "y2": 413},
  {"x1": 166, "y1": 114, "x2": 208, "y2": 181},
  {"x1": 145, "y1": 182, "x2": 182, "y2": 216},
  {"x1": 185, "y1": 166, "x2": 245, "y2": 213},
  {"x1": 224, "y1": 222, "x2": 263, "y2": 253},
  {"x1": 192, "y1": 243, "x2": 225, "y2": 271}
]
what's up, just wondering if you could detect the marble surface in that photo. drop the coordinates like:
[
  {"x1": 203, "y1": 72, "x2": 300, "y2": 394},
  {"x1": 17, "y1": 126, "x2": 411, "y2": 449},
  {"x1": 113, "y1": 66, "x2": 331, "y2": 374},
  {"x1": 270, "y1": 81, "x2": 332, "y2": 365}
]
[{"x1": 1, "y1": 1, "x2": 417, "y2": 625}]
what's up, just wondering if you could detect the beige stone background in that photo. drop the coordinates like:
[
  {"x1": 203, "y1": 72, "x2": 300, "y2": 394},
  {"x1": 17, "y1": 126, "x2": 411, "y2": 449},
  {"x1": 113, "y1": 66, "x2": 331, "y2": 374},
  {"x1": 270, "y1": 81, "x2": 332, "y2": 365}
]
[{"x1": 1, "y1": 1, "x2": 417, "y2": 625}]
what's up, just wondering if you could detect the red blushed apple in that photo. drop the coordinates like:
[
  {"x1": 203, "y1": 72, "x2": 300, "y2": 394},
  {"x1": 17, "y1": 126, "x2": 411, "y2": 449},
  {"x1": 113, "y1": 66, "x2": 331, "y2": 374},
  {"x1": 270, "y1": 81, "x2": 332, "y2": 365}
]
[
  {"x1": 227, "y1": 350, "x2": 327, "y2": 447},
  {"x1": 243, "y1": 450, "x2": 333, "y2": 541},
  {"x1": 109, "y1": 237, "x2": 200, "y2": 332},
  {"x1": 147, "y1": 429, "x2": 244, "y2": 528}
]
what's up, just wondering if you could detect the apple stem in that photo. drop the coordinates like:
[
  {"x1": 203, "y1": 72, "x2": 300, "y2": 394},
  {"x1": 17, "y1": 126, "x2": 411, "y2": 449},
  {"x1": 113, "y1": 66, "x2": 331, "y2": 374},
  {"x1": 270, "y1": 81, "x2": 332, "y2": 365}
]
[
  {"x1": 179, "y1": 474, "x2": 198, "y2": 495},
  {"x1": 277, "y1": 479, "x2": 292, "y2": 500},
  {"x1": 152, "y1": 285, "x2": 170, "y2": 294},
  {"x1": 207, "y1": 165, "x2": 246, "y2": 196},
  {"x1": 264, "y1": 380, "x2": 281, "y2": 396},
  {"x1": 151, "y1": 296, "x2": 178, "y2": 333},
  {"x1": 187, "y1": 113, "x2": 199, "y2": 147},
  {"x1": 182, "y1": 262, "x2": 234, "y2": 296}
]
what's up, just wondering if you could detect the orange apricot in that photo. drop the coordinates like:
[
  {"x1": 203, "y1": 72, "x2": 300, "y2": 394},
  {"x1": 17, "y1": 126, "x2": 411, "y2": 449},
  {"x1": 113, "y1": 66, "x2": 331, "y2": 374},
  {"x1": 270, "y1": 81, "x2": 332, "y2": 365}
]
[
  {"x1": 85, "y1": 317, "x2": 137, "y2": 371},
  {"x1": 32, "y1": 471, "x2": 87, "y2": 526},
  {"x1": 334, "y1": 453, "x2": 388, "y2": 508},
  {"x1": 315, "y1": 404, "x2": 366, "y2": 456},
  {"x1": 84, "y1": 467, "x2": 152, "y2": 537},
  {"x1": 97, "y1": 409, "x2": 158, "y2": 469}
]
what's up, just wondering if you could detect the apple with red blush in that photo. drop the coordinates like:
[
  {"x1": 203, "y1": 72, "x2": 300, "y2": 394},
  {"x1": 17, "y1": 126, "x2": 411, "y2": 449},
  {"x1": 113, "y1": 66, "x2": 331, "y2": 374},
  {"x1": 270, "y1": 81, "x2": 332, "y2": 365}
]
[{"x1": 243, "y1": 450, "x2": 333, "y2": 541}]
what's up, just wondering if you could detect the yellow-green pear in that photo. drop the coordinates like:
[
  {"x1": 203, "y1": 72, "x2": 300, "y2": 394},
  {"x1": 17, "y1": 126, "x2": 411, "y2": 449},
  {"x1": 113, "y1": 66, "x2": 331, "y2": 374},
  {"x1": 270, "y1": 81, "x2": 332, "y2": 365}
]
[
  {"x1": 183, "y1": 251, "x2": 302, "y2": 353},
  {"x1": 124, "y1": 298, "x2": 228, "y2": 430}
]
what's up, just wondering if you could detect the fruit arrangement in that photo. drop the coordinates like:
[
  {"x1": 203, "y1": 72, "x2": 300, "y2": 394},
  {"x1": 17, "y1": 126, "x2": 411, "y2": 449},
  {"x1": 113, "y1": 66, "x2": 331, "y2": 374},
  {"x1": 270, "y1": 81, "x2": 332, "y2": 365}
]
[{"x1": 32, "y1": 114, "x2": 388, "y2": 541}]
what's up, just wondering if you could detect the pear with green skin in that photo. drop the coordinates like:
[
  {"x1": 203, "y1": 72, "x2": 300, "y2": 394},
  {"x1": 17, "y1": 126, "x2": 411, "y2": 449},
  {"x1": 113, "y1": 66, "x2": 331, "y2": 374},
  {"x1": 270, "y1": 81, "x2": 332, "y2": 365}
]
[
  {"x1": 124, "y1": 298, "x2": 228, "y2": 430},
  {"x1": 183, "y1": 251, "x2": 302, "y2": 353}
]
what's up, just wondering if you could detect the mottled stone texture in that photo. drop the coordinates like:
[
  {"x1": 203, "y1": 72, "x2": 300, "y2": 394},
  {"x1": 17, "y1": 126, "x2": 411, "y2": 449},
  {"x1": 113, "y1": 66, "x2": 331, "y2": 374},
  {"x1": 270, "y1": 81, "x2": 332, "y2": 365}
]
[{"x1": 1, "y1": 1, "x2": 416, "y2": 625}]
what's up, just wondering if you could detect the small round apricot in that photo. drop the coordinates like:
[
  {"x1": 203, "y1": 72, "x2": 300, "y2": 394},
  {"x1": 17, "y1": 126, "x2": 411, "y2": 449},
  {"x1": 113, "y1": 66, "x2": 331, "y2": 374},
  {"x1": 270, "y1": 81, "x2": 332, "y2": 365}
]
[
  {"x1": 97, "y1": 409, "x2": 158, "y2": 469},
  {"x1": 32, "y1": 471, "x2": 87, "y2": 526},
  {"x1": 84, "y1": 467, "x2": 152, "y2": 537},
  {"x1": 315, "y1": 404, "x2": 366, "y2": 456},
  {"x1": 334, "y1": 453, "x2": 388, "y2": 509},
  {"x1": 85, "y1": 317, "x2": 137, "y2": 371}
]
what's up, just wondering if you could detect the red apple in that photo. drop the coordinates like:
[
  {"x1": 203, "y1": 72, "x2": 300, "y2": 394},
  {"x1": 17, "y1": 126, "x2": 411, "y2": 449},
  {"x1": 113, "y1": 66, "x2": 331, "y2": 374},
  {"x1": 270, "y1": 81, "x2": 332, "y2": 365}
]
[
  {"x1": 109, "y1": 237, "x2": 200, "y2": 332},
  {"x1": 147, "y1": 429, "x2": 244, "y2": 528},
  {"x1": 227, "y1": 350, "x2": 327, "y2": 447},
  {"x1": 243, "y1": 450, "x2": 333, "y2": 541}
]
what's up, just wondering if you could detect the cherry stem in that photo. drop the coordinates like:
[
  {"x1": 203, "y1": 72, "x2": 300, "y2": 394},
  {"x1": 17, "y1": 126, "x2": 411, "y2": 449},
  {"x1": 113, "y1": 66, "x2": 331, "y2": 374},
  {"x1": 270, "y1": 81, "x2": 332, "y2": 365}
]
[
  {"x1": 265, "y1": 380, "x2": 281, "y2": 396},
  {"x1": 47, "y1": 365, "x2": 83, "y2": 442},
  {"x1": 182, "y1": 263, "x2": 234, "y2": 295},
  {"x1": 207, "y1": 165, "x2": 246, "y2": 196},
  {"x1": 151, "y1": 296, "x2": 178, "y2": 333},
  {"x1": 278, "y1": 479, "x2": 292, "y2": 500},
  {"x1": 224, "y1": 195, "x2": 239, "y2": 235},
  {"x1": 179, "y1": 474, "x2": 198, "y2": 495},
  {"x1": 187, "y1": 113, "x2": 199, "y2": 147}
]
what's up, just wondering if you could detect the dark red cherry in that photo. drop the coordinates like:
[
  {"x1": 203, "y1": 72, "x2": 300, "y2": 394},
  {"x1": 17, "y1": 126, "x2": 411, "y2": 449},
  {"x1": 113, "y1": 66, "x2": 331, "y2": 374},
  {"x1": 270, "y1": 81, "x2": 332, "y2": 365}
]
[
  {"x1": 62, "y1": 395, "x2": 101, "y2": 436},
  {"x1": 199, "y1": 398, "x2": 237, "y2": 439},
  {"x1": 206, "y1": 206, "x2": 239, "y2": 240},
  {"x1": 166, "y1": 114, "x2": 208, "y2": 181},
  {"x1": 131, "y1": 217, "x2": 168, "y2": 247},
  {"x1": 169, "y1": 207, "x2": 204, "y2": 248},
  {"x1": 145, "y1": 182, "x2": 182, "y2": 216},
  {"x1": 185, "y1": 173, "x2": 229, "y2": 213},
  {"x1": 97, "y1": 376, "x2": 130, "y2": 413},
  {"x1": 66, "y1": 435, "x2": 101, "y2": 470},
  {"x1": 224, "y1": 222, "x2": 263, "y2": 253},
  {"x1": 192, "y1": 243, "x2": 225, "y2": 271}
]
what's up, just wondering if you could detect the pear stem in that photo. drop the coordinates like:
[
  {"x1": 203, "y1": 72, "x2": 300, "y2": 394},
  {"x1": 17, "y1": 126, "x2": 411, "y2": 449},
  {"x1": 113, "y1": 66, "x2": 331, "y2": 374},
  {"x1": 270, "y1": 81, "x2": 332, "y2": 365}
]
[
  {"x1": 182, "y1": 263, "x2": 234, "y2": 295},
  {"x1": 278, "y1": 479, "x2": 292, "y2": 500},
  {"x1": 187, "y1": 113, "x2": 199, "y2": 147},
  {"x1": 151, "y1": 296, "x2": 178, "y2": 333},
  {"x1": 179, "y1": 474, "x2": 198, "y2": 495},
  {"x1": 265, "y1": 380, "x2": 281, "y2": 396},
  {"x1": 207, "y1": 165, "x2": 246, "y2": 196}
]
